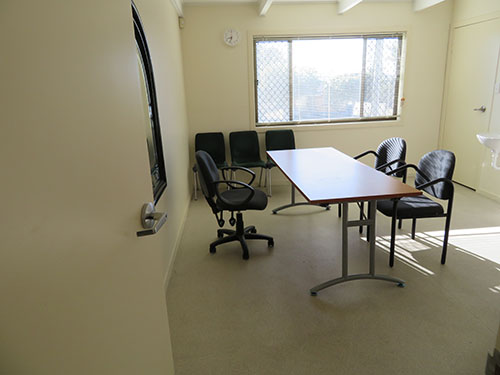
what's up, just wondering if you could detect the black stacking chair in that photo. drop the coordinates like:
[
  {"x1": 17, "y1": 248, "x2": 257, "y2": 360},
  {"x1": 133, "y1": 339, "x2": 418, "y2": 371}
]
[
  {"x1": 192, "y1": 132, "x2": 228, "y2": 200},
  {"x1": 196, "y1": 150, "x2": 274, "y2": 260},
  {"x1": 265, "y1": 129, "x2": 295, "y2": 196},
  {"x1": 377, "y1": 150, "x2": 455, "y2": 267},
  {"x1": 265, "y1": 129, "x2": 329, "y2": 214},
  {"x1": 229, "y1": 131, "x2": 267, "y2": 187},
  {"x1": 353, "y1": 137, "x2": 407, "y2": 232}
]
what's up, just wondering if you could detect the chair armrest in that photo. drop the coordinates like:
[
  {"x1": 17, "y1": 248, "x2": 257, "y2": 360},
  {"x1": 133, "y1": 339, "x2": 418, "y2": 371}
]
[
  {"x1": 385, "y1": 163, "x2": 431, "y2": 183},
  {"x1": 375, "y1": 159, "x2": 405, "y2": 172},
  {"x1": 213, "y1": 180, "x2": 255, "y2": 207},
  {"x1": 416, "y1": 177, "x2": 454, "y2": 197},
  {"x1": 220, "y1": 166, "x2": 256, "y2": 186},
  {"x1": 354, "y1": 150, "x2": 378, "y2": 160}
]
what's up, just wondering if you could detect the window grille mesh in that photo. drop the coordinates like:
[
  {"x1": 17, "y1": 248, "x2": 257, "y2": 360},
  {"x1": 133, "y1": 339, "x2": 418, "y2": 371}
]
[
  {"x1": 255, "y1": 41, "x2": 290, "y2": 123},
  {"x1": 254, "y1": 34, "x2": 403, "y2": 126},
  {"x1": 363, "y1": 37, "x2": 401, "y2": 117}
]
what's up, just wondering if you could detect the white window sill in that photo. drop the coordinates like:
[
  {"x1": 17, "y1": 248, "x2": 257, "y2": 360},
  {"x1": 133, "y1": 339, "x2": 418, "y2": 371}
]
[{"x1": 253, "y1": 118, "x2": 402, "y2": 133}]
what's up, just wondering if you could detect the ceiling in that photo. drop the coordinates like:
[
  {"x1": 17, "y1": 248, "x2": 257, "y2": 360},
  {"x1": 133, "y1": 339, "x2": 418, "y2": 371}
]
[{"x1": 177, "y1": 0, "x2": 447, "y2": 16}]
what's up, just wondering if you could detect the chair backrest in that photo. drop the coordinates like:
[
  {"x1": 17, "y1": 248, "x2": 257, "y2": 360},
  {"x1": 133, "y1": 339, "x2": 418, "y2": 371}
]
[
  {"x1": 229, "y1": 131, "x2": 261, "y2": 164},
  {"x1": 265, "y1": 129, "x2": 296, "y2": 151},
  {"x1": 415, "y1": 150, "x2": 455, "y2": 200},
  {"x1": 195, "y1": 132, "x2": 226, "y2": 167},
  {"x1": 195, "y1": 150, "x2": 220, "y2": 213},
  {"x1": 375, "y1": 137, "x2": 407, "y2": 177}
]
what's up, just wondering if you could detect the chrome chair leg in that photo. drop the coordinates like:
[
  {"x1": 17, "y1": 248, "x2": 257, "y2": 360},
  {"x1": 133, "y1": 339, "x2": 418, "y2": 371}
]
[
  {"x1": 193, "y1": 169, "x2": 198, "y2": 200},
  {"x1": 267, "y1": 168, "x2": 272, "y2": 197}
]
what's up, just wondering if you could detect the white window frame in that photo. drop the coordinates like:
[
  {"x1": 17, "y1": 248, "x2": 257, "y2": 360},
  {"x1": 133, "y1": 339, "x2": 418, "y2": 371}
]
[{"x1": 249, "y1": 31, "x2": 407, "y2": 130}]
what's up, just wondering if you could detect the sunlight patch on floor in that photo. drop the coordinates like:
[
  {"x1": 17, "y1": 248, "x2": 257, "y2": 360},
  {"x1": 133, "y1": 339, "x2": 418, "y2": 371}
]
[
  {"x1": 490, "y1": 268, "x2": 500, "y2": 293},
  {"x1": 376, "y1": 227, "x2": 500, "y2": 290},
  {"x1": 425, "y1": 227, "x2": 500, "y2": 265},
  {"x1": 375, "y1": 235, "x2": 435, "y2": 276},
  {"x1": 377, "y1": 227, "x2": 500, "y2": 265}
]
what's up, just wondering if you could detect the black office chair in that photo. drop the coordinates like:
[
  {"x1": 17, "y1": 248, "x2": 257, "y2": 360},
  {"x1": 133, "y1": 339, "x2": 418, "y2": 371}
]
[
  {"x1": 229, "y1": 131, "x2": 267, "y2": 187},
  {"x1": 196, "y1": 150, "x2": 274, "y2": 260},
  {"x1": 353, "y1": 137, "x2": 407, "y2": 233},
  {"x1": 377, "y1": 150, "x2": 455, "y2": 267},
  {"x1": 265, "y1": 129, "x2": 330, "y2": 214},
  {"x1": 192, "y1": 132, "x2": 228, "y2": 200}
]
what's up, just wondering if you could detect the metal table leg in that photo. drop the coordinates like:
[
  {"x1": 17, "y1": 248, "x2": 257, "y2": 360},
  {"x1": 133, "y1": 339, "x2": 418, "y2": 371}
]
[
  {"x1": 310, "y1": 200, "x2": 405, "y2": 296},
  {"x1": 272, "y1": 185, "x2": 330, "y2": 214}
]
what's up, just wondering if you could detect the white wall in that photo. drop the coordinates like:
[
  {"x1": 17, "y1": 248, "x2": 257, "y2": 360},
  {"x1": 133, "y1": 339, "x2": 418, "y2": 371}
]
[
  {"x1": 0, "y1": 0, "x2": 189, "y2": 373},
  {"x1": 181, "y1": 1, "x2": 452, "y2": 184},
  {"x1": 445, "y1": 0, "x2": 500, "y2": 200},
  {"x1": 452, "y1": 0, "x2": 500, "y2": 23},
  {"x1": 447, "y1": 0, "x2": 500, "y2": 356}
]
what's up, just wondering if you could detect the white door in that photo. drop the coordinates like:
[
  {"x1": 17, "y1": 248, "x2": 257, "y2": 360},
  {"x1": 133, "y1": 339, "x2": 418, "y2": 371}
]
[
  {"x1": 0, "y1": 1, "x2": 175, "y2": 373},
  {"x1": 442, "y1": 18, "x2": 500, "y2": 189}
]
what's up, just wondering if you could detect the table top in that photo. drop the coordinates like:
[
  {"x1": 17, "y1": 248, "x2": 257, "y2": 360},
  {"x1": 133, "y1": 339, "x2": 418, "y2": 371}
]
[{"x1": 267, "y1": 147, "x2": 422, "y2": 205}]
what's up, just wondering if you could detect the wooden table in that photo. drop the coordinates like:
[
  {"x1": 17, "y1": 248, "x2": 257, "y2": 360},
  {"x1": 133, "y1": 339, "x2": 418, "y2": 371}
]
[{"x1": 266, "y1": 147, "x2": 422, "y2": 295}]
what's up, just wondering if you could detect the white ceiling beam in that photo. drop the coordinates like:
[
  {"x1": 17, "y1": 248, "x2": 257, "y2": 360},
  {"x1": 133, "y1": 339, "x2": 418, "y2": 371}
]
[
  {"x1": 170, "y1": 0, "x2": 184, "y2": 17},
  {"x1": 337, "y1": 0, "x2": 363, "y2": 15},
  {"x1": 258, "y1": 0, "x2": 274, "y2": 16},
  {"x1": 413, "y1": 0, "x2": 445, "y2": 12}
]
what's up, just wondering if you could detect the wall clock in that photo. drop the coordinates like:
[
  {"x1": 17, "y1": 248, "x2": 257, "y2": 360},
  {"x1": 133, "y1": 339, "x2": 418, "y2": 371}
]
[{"x1": 224, "y1": 28, "x2": 241, "y2": 47}]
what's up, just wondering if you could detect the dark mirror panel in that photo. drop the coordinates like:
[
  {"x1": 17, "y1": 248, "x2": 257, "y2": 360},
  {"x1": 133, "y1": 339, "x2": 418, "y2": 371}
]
[{"x1": 132, "y1": 2, "x2": 167, "y2": 203}]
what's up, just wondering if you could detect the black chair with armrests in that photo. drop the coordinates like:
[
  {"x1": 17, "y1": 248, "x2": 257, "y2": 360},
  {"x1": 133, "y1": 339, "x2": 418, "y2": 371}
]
[
  {"x1": 265, "y1": 129, "x2": 330, "y2": 213},
  {"x1": 192, "y1": 132, "x2": 228, "y2": 200},
  {"x1": 353, "y1": 137, "x2": 407, "y2": 233},
  {"x1": 196, "y1": 150, "x2": 274, "y2": 260},
  {"x1": 377, "y1": 150, "x2": 455, "y2": 267},
  {"x1": 229, "y1": 131, "x2": 267, "y2": 187}
]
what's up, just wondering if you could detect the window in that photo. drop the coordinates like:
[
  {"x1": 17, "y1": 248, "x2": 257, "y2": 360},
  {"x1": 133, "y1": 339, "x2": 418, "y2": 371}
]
[
  {"x1": 253, "y1": 33, "x2": 405, "y2": 127},
  {"x1": 133, "y1": 2, "x2": 167, "y2": 203}
]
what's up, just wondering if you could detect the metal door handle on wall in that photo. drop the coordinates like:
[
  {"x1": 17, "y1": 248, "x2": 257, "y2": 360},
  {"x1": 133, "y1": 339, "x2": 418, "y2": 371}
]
[
  {"x1": 137, "y1": 202, "x2": 167, "y2": 237},
  {"x1": 473, "y1": 106, "x2": 486, "y2": 112}
]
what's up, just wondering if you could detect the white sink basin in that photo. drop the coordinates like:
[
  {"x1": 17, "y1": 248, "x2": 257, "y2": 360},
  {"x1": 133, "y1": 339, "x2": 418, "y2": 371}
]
[
  {"x1": 477, "y1": 133, "x2": 500, "y2": 153},
  {"x1": 477, "y1": 133, "x2": 500, "y2": 170}
]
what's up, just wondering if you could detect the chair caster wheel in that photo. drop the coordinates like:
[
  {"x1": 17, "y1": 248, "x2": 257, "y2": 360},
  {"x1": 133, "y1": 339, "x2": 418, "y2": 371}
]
[
  {"x1": 217, "y1": 230, "x2": 224, "y2": 239},
  {"x1": 397, "y1": 283, "x2": 405, "y2": 288},
  {"x1": 310, "y1": 291, "x2": 317, "y2": 296},
  {"x1": 325, "y1": 206, "x2": 330, "y2": 210},
  {"x1": 268, "y1": 239, "x2": 274, "y2": 247},
  {"x1": 242, "y1": 253, "x2": 249, "y2": 260},
  {"x1": 272, "y1": 211, "x2": 277, "y2": 215},
  {"x1": 250, "y1": 228, "x2": 257, "y2": 234},
  {"x1": 209, "y1": 246, "x2": 216, "y2": 254}
]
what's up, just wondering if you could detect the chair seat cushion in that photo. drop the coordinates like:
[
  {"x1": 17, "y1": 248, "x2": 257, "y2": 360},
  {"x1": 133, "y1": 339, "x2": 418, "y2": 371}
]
[
  {"x1": 377, "y1": 195, "x2": 444, "y2": 219},
  {"x1": 232, "y1": 160, "x2": 267, "y2": 169},
  {"x1": 216, "y1": 188, "x2": 268, "y2": 211}
]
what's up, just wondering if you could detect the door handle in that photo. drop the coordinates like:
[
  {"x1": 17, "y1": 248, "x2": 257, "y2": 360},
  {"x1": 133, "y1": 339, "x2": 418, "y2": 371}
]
[
  {"x1": 473, "y1": 106, "x2": 486, "y2": 112},
  {"x1": 137, "y1": 202, "x2": 167, "y2": 237}
]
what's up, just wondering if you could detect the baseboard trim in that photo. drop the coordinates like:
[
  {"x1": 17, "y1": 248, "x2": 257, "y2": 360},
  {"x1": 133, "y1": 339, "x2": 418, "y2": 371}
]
[
  {"x1": 163, "y1": 196, "x2": 190, "y2": 291},
  {"x1": 476, "y1": 189, "x2": 500, "y2": 204}
]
